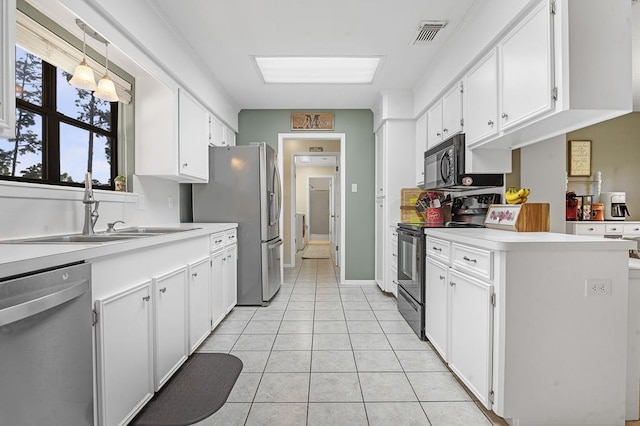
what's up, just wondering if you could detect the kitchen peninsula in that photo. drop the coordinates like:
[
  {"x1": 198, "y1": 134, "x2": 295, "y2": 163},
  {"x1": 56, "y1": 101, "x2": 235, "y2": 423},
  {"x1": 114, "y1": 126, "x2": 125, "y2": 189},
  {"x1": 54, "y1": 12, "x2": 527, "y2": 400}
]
[{"x1": 423, "y1": 227, "x2": 634, "y2": 426}]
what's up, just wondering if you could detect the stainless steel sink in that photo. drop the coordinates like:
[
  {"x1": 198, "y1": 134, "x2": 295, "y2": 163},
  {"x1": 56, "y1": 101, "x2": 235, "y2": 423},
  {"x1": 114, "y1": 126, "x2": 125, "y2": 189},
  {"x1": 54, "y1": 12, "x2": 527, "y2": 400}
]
[
  {"x1": 0, "y1": 234, "x2": 150, "y2": 244},
  {"x1": 113, "y1": 227, "x2": 199, "y2": 235}
]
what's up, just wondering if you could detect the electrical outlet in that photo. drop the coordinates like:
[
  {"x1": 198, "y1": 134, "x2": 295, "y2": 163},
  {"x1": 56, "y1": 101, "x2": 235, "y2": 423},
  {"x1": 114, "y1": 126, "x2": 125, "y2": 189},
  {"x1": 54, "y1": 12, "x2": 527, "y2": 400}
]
[{"x1": 585, "y1": 279, "x2": 612, "y2": 296}]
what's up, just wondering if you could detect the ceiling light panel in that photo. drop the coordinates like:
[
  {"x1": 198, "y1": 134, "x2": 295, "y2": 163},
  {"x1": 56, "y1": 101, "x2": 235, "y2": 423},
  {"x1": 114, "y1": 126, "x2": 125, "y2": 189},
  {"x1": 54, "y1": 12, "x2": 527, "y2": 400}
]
[{"x1": 255, "y1": 56, "x2": 381, "y2": 84}]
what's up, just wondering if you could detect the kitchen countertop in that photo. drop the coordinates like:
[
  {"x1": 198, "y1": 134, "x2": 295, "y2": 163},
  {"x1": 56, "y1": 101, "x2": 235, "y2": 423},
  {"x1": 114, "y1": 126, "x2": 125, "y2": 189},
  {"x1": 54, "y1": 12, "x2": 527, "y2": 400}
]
[
  {"x1": 0, "y1": 223, "x2": 237, "y2": 280},
  {"x1": 424, "y1": 228, "x2": 636, "y2": 251}
]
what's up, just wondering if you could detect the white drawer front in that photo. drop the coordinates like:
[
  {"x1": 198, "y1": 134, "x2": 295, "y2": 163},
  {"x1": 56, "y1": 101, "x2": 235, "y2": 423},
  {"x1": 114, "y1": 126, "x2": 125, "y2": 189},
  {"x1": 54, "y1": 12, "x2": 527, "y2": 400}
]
[
  {"x1": 452, "y1": 243, "x2": 492, "y2": 281},
  {"x1": 624, "y1": 224, "x2": 640, "y2": 235},
  {"x1": 605, "y1": 224, "x2": 623, "y2": 234},
  {"x1": 210, "y1": 232, "x2": 225, "y2": 251},
  {"x1": 426, "y1": 236, "x2": 451, "y2": 264},
  {"x1": 573, "y1": 223, "x2": 606, "y2": 235},
  {"x1": 225, "y1": 229, "x2": 237, "y2": 245}
]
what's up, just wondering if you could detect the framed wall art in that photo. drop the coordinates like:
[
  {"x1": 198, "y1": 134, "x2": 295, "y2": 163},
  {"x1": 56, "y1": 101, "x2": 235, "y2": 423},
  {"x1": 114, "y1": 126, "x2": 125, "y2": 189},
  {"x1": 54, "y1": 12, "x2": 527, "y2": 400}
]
[
  {"x1": 291, "y1": 112, "x2": 334, "y2": 131},
  {"x1": 568, "y1": 140, "x2": 592, "y2": 177}
]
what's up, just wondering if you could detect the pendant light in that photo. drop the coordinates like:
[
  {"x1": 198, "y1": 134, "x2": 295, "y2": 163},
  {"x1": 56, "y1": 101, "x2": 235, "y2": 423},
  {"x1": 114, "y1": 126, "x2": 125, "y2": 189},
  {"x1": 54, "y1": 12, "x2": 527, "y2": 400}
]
[
  {"x1": 93, "y1": 42, "x2": 119, "y2": 102},
  {"x1": 69, "y1": 22, "x2": 97, "y2": 91}
]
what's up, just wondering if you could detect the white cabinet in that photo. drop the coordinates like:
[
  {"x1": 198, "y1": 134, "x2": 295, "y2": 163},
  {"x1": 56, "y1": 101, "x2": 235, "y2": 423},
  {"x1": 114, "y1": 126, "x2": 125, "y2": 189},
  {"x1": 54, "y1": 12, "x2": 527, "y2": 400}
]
[
  {"x1": 95, "y1": 282, "x2": 154, "y2": 426},
  {"x1": 499, "y1": 1, "x2": 554, "y2": 131},
  {"x1": 178, "y1": 89, "x2": 209, "y2": 181},
  {"x1": 374, "y1": 120, "x2": 414, "y2": 295},
  {"x1": 209, "y1": 114, "x2": 236, "y2": 147},
  {"x1": 463, "y1": 49, "x2": 498, "y2": 146},
  {"x1": 427, "y1": 83, "x2": 462, "y2": 149},
  {"x1": 0, "y1": 0, "x2": 15, "y2": 138},
  {"x1": 566, "y1": 221, "x2": 640, "y2": 237},
  {"x1": 447, "y1": 269, "x2": 494, "y2": 409},
  {"x1": 414, "y1": 112, "x2": 427, "y2": 186},
  {"x1": 135, "y1": 77, "x2": 209, "y2": 182},
  {"x1": 210, "y1": 229, "x2": 238, "y2": 326},
  {"x1": 188, "y1": 257, "x2": 212, "y2": 354},
  {"x1": 386, "y1": 227, "x2": 399, "y2": 296},
  {"x1": 425, "y1": 258, "x2": 448, "y2": 359},
  {"x1": 153, "y1": 267, "x2": 188, "y2": 391},
  {"x1": 424, "y1": 235, "x2": 494, "y2": 409}
]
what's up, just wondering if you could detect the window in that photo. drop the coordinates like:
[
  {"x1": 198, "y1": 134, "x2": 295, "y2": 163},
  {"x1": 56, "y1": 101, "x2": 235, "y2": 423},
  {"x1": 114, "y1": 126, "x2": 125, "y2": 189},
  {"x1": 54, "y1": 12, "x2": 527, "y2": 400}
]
[{"x1": 0, "y1": 46, "x2": 118, "y2": 189}]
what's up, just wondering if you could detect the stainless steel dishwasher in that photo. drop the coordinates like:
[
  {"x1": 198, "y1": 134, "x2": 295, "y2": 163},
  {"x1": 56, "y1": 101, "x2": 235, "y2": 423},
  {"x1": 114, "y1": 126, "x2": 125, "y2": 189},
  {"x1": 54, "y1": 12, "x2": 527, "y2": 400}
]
[{"x1": 0, "y1": 262, "x2": 93, "y2": 426}]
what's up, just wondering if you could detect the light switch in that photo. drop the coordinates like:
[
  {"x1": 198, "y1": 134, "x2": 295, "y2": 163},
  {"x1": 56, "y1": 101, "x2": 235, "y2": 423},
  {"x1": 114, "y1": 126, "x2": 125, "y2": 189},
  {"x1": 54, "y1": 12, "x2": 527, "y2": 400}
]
[{"x1": 351, "y1": 183, "x2": 358, "y2": 193}]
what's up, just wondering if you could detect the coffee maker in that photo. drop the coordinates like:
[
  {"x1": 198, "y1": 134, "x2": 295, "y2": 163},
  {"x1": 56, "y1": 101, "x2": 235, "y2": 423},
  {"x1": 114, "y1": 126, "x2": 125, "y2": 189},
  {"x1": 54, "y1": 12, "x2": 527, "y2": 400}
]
[{"x1": 600, "y1": 191, "x2": 630, "y2": 221}]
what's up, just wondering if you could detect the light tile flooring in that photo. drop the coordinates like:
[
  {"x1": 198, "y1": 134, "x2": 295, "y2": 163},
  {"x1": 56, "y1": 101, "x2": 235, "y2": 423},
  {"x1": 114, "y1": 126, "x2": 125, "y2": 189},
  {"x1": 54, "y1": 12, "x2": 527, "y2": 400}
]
[{"x1": 193, "y1": 248, "x2": 504, "y2": 426}]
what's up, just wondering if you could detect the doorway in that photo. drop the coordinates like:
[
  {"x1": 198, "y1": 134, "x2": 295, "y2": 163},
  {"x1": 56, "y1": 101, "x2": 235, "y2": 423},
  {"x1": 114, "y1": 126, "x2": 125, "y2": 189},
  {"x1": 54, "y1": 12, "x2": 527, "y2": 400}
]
[
  {"x1": 278, "y1": 133, "x2": 345, "y2": 283},
  {"x1": 307, "y1": 176, "x2": 333, "y2": 242}
]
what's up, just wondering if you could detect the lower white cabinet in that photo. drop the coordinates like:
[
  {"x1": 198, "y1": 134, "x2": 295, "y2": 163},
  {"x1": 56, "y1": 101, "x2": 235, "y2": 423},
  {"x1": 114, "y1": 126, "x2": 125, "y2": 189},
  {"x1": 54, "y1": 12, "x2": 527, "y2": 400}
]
[
  {"x1": 447, "y1": 269, "x2": 494, "y2": 409},
  {"x1": 210, "y1": 231, "x2": 237, "y2": 329},
  {"x1": 95, "y1": 282, "x2": 154, "y2": 426},
  {"x1": 153, "y1": 267, "x2": 188, "y2": 391},
  {"x1": 223, "y1": 245, "x2": 238, "y2": 313},
  {"x1": 210, "y1": 250, "x2": 227, "y2": 330},
  {"x1": 188, "y1": 258, "x2": 212, "y2": 354},
  {"x1": 425, "y1": 258, "x2": 448, "y2": 359}
]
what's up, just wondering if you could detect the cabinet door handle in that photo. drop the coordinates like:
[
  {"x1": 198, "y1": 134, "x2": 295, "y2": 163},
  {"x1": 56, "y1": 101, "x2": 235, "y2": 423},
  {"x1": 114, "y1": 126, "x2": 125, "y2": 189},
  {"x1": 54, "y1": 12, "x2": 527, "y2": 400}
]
[
  {"x1": 192, "y1": 272, "x2": 198, "y2": 278},
  {"x1": 439, "y1": 275, "x2": 445, "y2": 280},
  {"x1": 588, "y1": 228, "x2": 594, "y2": 231},
  {"x1": 142, "y1": 295, "x2": 150, "y2": 302},
  {"x1": 432, "y1": 247, "x2": 442, "y2": 252},
  {"x1": 443, "y1": 128, "x2": 448, "y2": 133},
  {"x1": 392, "y1": 232, "x2": 397, "y2": 236},
  {"x1": 222, "y1": 258, "x2": 227, "y2": 262},
  {"x1": 436, "y1": 132, "x2": 441, "y2": 137},
  {"x1": 611, "y1": 228, "x2": 618, "y2": 231},
  {"x1": 501, "y1": 113, "x2": 508, "y2": 120},
  {"x1": 463, "y1": 256, "x2": 477, "y2": 263},
  {"x1": 182, "y1": 163, "x2": 188, "y2": 168},
  {"x1": 227, "y1": 255, "x2": 232, "y2": 259},
  {"x1": 159, "y1": 287, "x2": 167, "y2": 293},
  {"x1": 392, "y1": 280, "x2": 399, "y2": 284},
  {"x1": 487, "y1": 120, "x2": 494, "y2": 126},
  {"x1": 634, "y1": 228, "x2": 640, "y2": 231},
  {"x1": 392, "y1": 253, "x2": 397, "y2": 257},
  {"x1": 449, "y1": 281, "x2": 456, "y2": 287}
]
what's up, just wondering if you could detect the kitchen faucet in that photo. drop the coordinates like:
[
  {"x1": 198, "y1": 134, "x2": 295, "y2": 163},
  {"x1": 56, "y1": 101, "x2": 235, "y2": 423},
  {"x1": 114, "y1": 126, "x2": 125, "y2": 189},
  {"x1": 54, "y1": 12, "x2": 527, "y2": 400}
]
[{"x1": 82, "y1": 173, "x2": 99, "y2": 235}]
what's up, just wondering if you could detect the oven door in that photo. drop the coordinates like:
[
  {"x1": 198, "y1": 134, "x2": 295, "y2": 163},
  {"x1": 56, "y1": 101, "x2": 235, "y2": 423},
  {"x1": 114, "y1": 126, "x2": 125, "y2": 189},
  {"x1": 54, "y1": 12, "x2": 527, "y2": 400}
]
[{"x1": 397, "y1": 228, "x2": 425, "y2": 304}]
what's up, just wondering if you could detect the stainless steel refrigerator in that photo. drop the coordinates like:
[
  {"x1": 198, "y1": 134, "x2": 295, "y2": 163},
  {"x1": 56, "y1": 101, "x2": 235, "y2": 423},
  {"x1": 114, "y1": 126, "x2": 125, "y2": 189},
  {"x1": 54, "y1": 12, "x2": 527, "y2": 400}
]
[{"x1": 192, "y1": 143, "x2": 282, "y2": 305}]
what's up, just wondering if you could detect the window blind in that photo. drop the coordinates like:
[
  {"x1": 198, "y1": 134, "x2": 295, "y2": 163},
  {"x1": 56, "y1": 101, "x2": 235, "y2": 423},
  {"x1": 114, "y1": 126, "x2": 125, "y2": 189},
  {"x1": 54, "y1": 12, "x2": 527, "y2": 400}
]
[{"x1": 15, "y1": 10, "x2": 132, "y2": 104}]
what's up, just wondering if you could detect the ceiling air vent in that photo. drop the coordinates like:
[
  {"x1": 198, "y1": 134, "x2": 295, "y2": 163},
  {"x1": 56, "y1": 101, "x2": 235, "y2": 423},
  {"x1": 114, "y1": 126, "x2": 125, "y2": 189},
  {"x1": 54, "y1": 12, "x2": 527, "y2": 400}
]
[{"x1": 412, "y1": 21, "x2": 448, "y2": 45}]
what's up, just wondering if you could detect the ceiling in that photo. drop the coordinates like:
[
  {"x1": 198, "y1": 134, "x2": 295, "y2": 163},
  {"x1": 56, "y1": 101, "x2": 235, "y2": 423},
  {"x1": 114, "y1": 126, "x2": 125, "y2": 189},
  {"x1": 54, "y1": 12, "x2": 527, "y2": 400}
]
[{"x1": 145, "y1": 0, "x2": 480, "y2": 110}]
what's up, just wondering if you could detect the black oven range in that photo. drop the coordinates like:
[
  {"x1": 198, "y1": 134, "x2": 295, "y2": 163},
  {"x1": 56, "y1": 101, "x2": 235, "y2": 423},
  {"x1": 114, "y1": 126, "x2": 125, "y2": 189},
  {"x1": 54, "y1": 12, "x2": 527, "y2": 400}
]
[{"x1": 395, "y1": 193, "x2": 501, "y2": 340}]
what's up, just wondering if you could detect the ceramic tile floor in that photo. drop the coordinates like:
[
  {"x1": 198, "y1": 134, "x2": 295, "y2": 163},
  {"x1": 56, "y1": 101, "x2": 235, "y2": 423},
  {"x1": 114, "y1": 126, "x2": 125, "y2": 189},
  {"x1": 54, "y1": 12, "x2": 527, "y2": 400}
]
[{"x1": 193, "y1": 249, "x2": 504, "y2": 426}]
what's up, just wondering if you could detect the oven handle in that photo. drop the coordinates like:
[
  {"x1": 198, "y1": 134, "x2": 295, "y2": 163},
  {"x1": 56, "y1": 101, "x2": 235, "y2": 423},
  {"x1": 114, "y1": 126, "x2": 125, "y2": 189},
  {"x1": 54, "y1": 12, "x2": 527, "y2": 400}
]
[{"x1": 399, "y1": 288, "x2": 418, "y2": 311}]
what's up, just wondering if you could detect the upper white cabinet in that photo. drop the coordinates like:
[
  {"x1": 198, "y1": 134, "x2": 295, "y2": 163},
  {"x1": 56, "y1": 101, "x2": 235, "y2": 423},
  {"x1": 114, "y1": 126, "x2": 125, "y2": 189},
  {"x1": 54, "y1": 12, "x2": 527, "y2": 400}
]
[
  {"x1": 463, "y1": 0, "x2": 630, "y2": 150},
  {"x1": 178, "y1": 89, "x2": 209, "y2": 181},
  {"x1": 427, "y1": 83, "x2": 463, "y2": 150},
  {"x1": 0, "y1": 0, "x2": 16, "y2": 138},
  {"x1": 499, "y1": 1, "x2": 553, "y2": 131},
  {"x1": 209, "y1": 114, "x2": 236, "y2": 147},
  {"x1": 136, "y1": 76, "x2": 209, "y2": 182},
  {"x1": 414, "y1": 112, "x2": 427, "y2": 187},
  {"x1": 463, "y1": 50, "x2": 498, "y2": 146}
]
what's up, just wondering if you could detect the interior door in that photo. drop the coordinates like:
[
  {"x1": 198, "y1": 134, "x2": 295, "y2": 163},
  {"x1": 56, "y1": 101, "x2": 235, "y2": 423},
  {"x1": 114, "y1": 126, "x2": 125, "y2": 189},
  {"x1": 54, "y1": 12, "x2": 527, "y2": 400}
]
[{"x1": 334, "y1": 161, "x2": 341, "y2": 268}]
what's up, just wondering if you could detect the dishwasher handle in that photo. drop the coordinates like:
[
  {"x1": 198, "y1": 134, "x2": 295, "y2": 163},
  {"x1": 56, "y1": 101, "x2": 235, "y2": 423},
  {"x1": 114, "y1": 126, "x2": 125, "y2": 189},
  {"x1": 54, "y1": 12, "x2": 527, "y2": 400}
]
[{"x1": 0, "y1": 279, "x2": 90, "y2": 327}]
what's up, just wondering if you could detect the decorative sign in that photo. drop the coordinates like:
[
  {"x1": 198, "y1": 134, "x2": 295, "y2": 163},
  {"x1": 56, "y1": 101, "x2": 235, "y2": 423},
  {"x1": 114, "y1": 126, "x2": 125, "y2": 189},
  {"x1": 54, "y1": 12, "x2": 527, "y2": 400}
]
[
  {"x1": 568, "y1": 140, "x2": 592, "y2": 177},
  {"x1": 291, "y1": 112, "x2": 334, "y2": 131},
  {"x1": 309, "y1": 147, "x2": 324, "y2": 152},
  {"x1": 485, "y1": 205, "x2": 521, "y2": 228}
]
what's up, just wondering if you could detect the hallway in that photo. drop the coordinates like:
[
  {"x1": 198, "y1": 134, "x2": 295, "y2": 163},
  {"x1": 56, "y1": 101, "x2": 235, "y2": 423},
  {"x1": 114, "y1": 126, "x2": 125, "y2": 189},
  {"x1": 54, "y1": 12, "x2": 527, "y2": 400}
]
[{"x1": 194, "y1": 248, "x2": 498, "y2": 425}]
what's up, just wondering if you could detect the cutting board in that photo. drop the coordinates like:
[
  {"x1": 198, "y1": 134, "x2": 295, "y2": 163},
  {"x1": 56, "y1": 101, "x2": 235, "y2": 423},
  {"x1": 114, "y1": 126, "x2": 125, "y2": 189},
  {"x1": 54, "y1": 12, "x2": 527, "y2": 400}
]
[{"x1": 484, "y1": 203, "x2": 550, "y2": 232}]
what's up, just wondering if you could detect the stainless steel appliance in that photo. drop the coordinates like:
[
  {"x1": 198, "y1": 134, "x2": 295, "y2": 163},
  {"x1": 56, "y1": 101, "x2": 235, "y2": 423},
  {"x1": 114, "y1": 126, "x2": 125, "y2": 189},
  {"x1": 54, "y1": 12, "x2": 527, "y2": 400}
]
[
  {"x1": 396, "y1": 193, "x2": 501, "y2": 339},
  {"x1": 423, "y1": 134, "x2": 504, "y2": 191},
  {"x1": 193, "y1": 143, "x2": 283, "y2": 305},
  {"x1": 396, "y1": 223, "x2": 426, "y2": 340},
  {"x1": 601, "y1": 191, "x2": 630, "y2": 221},
  {"x1": 0, "y1": 263, "x2": 93, "y2": 425}
]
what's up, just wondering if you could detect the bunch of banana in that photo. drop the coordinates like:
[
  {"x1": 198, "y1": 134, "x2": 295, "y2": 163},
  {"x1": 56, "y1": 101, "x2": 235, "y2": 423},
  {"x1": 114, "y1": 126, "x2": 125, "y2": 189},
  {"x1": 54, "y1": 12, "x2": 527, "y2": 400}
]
[{"x1": 505, "y1": 186, "x2": 530, "y2": 204}]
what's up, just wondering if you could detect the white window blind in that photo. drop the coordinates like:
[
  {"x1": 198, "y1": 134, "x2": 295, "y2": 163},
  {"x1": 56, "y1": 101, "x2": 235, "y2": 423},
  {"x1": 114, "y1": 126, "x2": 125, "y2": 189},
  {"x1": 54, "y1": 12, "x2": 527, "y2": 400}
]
[{"x1": 15, "y1": 10, "x2": 132, "y2": 104}]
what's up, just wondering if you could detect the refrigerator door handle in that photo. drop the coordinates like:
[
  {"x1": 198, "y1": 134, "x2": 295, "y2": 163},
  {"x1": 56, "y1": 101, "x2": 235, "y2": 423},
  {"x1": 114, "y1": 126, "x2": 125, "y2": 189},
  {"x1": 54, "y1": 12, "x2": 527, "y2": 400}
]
[
  {"x1": 267, "y1": 238, "x2": 283, "y2": 250},
  {"x1": 274, "y1": 163, "x2": 282, "y2": 223}
]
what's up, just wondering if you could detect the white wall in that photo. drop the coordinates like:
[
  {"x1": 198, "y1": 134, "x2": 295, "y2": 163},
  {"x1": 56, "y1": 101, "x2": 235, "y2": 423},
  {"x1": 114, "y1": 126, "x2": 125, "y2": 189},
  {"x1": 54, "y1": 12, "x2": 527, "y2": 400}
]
[{"x1": 520, "y1": 134, "x2": 566, "y2": 232}]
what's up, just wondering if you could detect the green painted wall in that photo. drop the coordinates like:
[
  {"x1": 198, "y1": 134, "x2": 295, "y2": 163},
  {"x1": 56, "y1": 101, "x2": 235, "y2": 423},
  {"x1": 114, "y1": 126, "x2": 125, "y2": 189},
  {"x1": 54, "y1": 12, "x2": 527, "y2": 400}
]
[{"x1": 238, "y1": 109, "x2": 375, "y2": 281}]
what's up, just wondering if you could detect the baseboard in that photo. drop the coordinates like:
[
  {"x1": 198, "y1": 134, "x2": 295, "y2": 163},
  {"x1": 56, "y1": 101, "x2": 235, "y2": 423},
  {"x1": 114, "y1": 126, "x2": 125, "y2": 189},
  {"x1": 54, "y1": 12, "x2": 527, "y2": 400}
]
[
  {"x1": 342, "y1": 280, "x2": 377, "y2": 286},
  {"x1": 283, "y1": 263, "x2": 293, "y2": 268}
]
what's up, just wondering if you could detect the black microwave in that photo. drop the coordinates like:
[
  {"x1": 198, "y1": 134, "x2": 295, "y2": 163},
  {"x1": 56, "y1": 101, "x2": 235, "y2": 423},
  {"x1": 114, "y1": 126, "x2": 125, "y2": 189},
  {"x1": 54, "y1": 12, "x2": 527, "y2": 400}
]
[{"x1": 423, "y1": 134, "x2": 504, "y2": 191}]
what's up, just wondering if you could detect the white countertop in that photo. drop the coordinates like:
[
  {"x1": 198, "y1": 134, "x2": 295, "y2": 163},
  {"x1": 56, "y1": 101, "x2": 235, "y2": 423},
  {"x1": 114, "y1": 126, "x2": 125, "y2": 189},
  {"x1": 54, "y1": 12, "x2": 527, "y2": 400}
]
[
  {"x1": 0, "y1": 223, "x2": 237, "y2": 280},
  {"x1": 424, "y1": 228, "x2": 636, "y2": 251},
  {"x1": 630, "y1": 258, "x2": 640, "y2": 273}
]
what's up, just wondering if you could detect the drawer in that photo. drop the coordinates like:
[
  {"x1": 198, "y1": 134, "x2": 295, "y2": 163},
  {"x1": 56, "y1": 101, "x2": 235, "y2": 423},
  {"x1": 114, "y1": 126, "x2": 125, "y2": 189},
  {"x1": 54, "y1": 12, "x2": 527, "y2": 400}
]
[
  {"x1": 225, "y1": 229, "x2": 237, "y2": 245},
  {"x1": 605, "y1": 224, "x2": 623, "y2": 235},
  {"x1": 572, "y1": 223, "x2": 606, "y2": 236},
  {"x1": 624, "y1": 223, "x2": 640, "y2": 235},
  {"x1": 210, "y1": 232, "x2": 225, "y2": 251},
  {"x1": 452, "y1": 243, "x2": 492, "y2": 281},
  {"x1": 426, "y1": 236, "x2": 450, "y2": 264}
]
